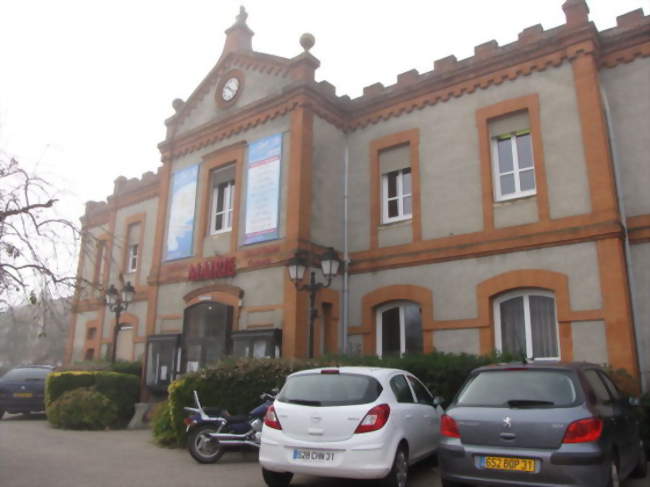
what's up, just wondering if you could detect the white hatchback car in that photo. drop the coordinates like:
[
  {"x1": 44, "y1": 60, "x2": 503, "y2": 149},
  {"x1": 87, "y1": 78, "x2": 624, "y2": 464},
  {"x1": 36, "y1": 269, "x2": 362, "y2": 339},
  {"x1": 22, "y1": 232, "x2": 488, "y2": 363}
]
[{"x1": 259, "y1": 366, "x2": 443, "y2": 487}]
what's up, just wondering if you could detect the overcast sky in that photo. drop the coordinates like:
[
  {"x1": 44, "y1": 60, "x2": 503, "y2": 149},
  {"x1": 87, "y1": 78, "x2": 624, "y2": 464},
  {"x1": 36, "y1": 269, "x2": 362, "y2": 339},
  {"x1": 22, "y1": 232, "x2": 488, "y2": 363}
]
[{"x1": 1, "y1": 0, "x2": 647, "y2": 226}]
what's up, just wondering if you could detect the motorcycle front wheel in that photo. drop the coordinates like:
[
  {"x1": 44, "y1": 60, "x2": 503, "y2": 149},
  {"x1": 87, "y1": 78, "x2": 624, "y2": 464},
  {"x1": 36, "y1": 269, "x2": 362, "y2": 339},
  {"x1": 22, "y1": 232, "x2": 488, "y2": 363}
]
[{"x1": 187, "y1": 424, "x2": 225, "y2": 464}]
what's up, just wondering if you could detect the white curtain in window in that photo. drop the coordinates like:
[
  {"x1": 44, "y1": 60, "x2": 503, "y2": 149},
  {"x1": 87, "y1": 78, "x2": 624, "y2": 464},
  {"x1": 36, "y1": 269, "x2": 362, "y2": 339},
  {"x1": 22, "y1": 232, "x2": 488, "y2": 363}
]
[
  {"x1": 530, "y1": 295, "x2": 557, "y2": 358},
  {"x1": 500, "y1": 296, "x2": 526, "y2": 357}
]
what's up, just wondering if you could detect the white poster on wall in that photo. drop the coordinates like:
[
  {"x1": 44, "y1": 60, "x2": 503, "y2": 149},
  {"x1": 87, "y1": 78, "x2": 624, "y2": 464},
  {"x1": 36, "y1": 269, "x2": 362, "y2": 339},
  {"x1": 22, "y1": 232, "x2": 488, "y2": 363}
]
[{"x1": 244, "y1": 133, "x2": 282, "y2": 244}]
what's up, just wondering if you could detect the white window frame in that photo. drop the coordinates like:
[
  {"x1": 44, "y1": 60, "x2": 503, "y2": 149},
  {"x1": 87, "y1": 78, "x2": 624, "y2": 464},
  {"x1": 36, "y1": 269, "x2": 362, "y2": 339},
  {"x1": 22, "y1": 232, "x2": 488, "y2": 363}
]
[
  {"x1": 375, "y1": 301, "x2": 420, "y2": 358},
  {"x1": 127, "y1": 243, "x2": 138, "y2": 273},
  {"x1": 493, "y1": 289, "x2": 560, "y2": 361},
  {"x1": 491, "y1": 130, "x2": 536, "y2": 202},
  {"x1": 382, "y1": 168, "x2": 412, "y2": 224},
  {"x1": 210, "y1": 179, "x2": 235, "y2": 235}
]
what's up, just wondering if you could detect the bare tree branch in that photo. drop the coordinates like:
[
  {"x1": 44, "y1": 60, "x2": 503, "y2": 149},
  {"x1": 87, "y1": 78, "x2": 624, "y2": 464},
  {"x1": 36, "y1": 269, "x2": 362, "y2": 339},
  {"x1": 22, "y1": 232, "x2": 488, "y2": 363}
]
[{"x1": 0, "y1": 153, "x2": 88, "y2": 309}]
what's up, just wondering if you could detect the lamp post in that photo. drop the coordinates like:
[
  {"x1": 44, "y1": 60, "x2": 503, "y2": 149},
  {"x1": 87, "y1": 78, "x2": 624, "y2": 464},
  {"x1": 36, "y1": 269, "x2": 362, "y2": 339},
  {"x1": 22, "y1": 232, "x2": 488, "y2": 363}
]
[
  {"x1": 286, "y1": 247, "x2": 341, "y2": 358},
  {"x1": 104, "y1": 281, "x2": 135, "y2": 363}
]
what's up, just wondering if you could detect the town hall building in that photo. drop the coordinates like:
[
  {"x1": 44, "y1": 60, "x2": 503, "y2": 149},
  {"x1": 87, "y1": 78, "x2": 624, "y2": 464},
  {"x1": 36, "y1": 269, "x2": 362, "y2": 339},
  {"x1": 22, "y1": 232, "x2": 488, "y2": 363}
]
[{"x1": 65, "y1": 1, "x2": 650, "y2": 393}]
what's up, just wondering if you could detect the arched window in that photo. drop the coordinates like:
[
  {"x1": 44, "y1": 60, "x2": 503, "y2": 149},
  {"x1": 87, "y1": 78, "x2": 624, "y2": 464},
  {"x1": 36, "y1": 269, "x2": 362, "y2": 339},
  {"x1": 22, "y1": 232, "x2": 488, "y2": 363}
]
[
  {"x1": 376, "y1": 301, "x2": 422, "y2": 357},
  {"x1": 493, "y1": 289, "x2": 559, "y2": 360}
]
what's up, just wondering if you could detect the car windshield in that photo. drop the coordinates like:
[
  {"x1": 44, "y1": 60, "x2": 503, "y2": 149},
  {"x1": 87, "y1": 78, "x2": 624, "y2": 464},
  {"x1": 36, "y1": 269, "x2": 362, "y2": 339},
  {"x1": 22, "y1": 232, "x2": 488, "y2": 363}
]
[
  {"x1": 1, "y1": 368, "x2": 51, "y2": 381},
  {"x1": 456, "y1": 369, "x2": 578, "y2": 407},
  {"x1": 278, "y1": 373, "x2": 383, "y2": 407}
]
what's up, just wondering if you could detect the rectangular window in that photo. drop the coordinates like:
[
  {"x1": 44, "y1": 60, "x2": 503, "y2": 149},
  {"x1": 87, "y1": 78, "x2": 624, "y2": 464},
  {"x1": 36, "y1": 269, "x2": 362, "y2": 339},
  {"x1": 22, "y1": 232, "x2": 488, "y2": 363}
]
[
  {"x1": 231, "y1": 329, "x2": 282, "y2": 359},
  {"x1": 125, "y1": 222, "x2": 141, "y2": 273},
  {"x1": 127, "y1": 244, "x2": 138, "y2": 273},
  {"x1": 93, "y1": 240, "x2": 106, "y2": 285},
  {"x1": 209, "y1": 165, "x2": 235, "y2": 235},
  {"x1": 492, "y1": 130, "x2": 535, "y2": 201},
  {"x1": 86, "y1": 327, "x2": 97, "y2": 340},
  {"x1": 145, "y1": 334, "x2": 181, "y2": 390},
  {"x1": 382, "y1": 168, "x2": 412, "y2": 223}
]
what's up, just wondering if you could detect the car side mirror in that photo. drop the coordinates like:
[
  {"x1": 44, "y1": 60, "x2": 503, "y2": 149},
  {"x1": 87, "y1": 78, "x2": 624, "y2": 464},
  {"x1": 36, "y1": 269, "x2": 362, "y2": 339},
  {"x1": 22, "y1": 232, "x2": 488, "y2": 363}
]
[
  {"x1": 433, "y1": 396, "x2": 445, "y2": 407},
  {"x1": 628, "y1": 396, "x2": 640, "y2": 407}
]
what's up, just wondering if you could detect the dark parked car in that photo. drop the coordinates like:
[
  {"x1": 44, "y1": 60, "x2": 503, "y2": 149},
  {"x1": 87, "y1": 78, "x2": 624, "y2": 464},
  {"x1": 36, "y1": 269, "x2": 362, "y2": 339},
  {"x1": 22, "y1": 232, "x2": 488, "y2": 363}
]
[
  {"x1": 439, "y1": 361, "x2": 647, "y2": 487},
  {"x1": 0, "y1": 365, "x2": 54, "y2": 418}
]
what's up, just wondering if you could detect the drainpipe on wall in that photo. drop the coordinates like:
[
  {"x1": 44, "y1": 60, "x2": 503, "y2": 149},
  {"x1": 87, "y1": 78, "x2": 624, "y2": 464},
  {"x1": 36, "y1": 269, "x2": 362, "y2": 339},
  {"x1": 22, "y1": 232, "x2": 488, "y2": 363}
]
[
  {"x1": 600, "y1": 87, "x2": 645, "y2": 392},
  {"x1": 342, "y1": 139, "x2": 350, "y2": 354}
]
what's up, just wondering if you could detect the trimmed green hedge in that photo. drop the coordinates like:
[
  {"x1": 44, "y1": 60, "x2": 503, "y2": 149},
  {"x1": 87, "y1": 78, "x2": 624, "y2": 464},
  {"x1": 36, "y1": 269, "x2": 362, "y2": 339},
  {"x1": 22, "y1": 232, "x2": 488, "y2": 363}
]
[
  {"x1": 45, "y1": 371, "x2": 139, "y2": 425},
  {"x1": 60, "y1": 360, "x2": 142, "y2": 377},
  {"x1": 161, "y1": 352, "x2": 508, "y2": 446},
  {"x1": 47, "y1": 387, "x2": 118, "y2": 430}
]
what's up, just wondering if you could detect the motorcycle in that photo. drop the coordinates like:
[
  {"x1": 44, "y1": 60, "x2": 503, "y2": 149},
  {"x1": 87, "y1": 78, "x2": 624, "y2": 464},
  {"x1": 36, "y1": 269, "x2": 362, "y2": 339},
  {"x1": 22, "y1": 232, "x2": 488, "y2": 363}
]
[{"x1": 183, "y1": 389, "x2": 275, "y2": 464}]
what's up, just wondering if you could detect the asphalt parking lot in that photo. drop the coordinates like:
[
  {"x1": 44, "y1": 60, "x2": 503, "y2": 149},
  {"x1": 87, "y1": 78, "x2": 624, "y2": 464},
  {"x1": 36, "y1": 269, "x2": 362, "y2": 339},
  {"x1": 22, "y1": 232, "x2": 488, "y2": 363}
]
[
  {"x1": 0, "y1": 413, "x2": 646, "y2": 487},
  {"x1": 0, "y1": 413, "x2": 440, "y2": 487}
]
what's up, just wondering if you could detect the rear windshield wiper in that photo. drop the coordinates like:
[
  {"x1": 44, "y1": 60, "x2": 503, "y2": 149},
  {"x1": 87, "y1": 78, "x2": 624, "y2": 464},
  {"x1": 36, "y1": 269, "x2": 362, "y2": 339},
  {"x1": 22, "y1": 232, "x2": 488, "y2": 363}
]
[
  {"x1": 507, "y1": 399, "x2": 555, "y2": 408},
  {"x1": 286, "y1": 399, "x2": 322, "y2": 406}
]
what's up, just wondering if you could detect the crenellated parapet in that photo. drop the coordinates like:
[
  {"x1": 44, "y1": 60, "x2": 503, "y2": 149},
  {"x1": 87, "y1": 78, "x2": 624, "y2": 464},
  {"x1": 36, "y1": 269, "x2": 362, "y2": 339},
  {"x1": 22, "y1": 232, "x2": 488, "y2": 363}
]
[
  {"x1": 82, "y1": 168, "x2": 161, "y2": 228},
  {"x1": 160, "y1": 1, "x2": 648, "y2": 157}
]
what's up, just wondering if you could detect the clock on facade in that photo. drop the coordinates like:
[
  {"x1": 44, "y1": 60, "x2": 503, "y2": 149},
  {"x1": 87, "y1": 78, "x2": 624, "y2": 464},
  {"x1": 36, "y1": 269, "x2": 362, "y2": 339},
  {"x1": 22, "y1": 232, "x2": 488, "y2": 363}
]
[
  {"x1": 216, "y1": 71, "x2": 244, "y2": 107},
  {"x1": 222, "y1": 77, "x2": 239, "y2": 101}
]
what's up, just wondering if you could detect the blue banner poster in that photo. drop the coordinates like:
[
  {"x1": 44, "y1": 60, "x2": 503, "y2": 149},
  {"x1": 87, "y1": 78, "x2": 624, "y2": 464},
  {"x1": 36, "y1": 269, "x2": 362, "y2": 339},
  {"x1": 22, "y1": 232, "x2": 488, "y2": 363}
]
[
  {"x1": 165, "y1": 164, "x2": 199, "y2": 260},
  {"x1": 244, "y1": 133, "x2": 282, "y2": 245}
]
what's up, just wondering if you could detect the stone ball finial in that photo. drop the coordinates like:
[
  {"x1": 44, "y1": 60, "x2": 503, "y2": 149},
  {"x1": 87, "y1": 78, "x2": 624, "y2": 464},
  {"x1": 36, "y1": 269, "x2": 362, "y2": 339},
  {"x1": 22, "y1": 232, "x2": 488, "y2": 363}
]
[
  {"x1": 300, "y1": 33, "x2": 315, "y2": 52},
  {"x1": 172, "y1": 98, "x2": 185, "y2": 112}
]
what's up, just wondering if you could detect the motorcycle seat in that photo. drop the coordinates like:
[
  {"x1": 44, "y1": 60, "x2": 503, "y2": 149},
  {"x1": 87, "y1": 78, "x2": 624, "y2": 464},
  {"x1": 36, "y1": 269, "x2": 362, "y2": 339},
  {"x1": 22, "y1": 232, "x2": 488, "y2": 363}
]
[
  {"x1": 203, "y1": 407, "x2": 225, "y2": 417},
  {"x1": 223, "y1": 414, "x2": 249, "y2": 424}
]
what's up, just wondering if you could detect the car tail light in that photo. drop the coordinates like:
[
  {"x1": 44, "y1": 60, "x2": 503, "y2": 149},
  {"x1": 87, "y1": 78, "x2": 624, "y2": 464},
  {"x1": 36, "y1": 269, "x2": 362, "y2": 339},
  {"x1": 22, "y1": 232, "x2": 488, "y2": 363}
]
[
  {"x1": 354, "y1": 404, "x2": 390, "y2": 434},
  {"x1": 562, "y1": 417, "x2": 603, "y2": 443},
  {"x1": 264, "y1": 405, "x2": 282, "y2": 430},
  {"x1": 441, "y1": 414, "x2": 461, "y2": 438}
]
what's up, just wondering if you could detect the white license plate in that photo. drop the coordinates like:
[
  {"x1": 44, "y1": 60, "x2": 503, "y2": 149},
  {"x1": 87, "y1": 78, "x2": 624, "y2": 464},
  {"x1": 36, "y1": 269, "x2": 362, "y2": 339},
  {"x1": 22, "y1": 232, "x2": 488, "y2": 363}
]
[{"x1": 292, "y1": 449, "x2": 335, "y2": 462}]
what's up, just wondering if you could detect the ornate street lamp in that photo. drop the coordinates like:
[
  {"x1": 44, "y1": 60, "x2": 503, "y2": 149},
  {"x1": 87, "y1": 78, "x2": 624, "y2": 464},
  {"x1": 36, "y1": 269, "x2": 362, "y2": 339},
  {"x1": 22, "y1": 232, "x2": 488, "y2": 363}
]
[
  {"x1": 104, "y1": 281, "x2": 135, "y2": 363},
  {"x1": 286, "y1": 247, "x2": 341, "y2": 358}
]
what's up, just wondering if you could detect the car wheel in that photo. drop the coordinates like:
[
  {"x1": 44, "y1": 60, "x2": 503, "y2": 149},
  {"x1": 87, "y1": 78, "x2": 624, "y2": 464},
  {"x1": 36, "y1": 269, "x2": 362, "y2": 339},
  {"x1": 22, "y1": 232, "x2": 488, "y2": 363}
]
[
  {"x1": 606, "y1": 457, "x2": 620, "y2": 487},
  {"x1": 381, "y1": 445, "x2": 408, "y2": 487},
  {"x1": 187, "y1": 425, "x2": 225, "y2": 464},
  {"x1": 631, "y1": 440, "x2": 648, "y2": 478},
  {"x1": 261, "y1": 468, "x2": 293, "y2": 487}
]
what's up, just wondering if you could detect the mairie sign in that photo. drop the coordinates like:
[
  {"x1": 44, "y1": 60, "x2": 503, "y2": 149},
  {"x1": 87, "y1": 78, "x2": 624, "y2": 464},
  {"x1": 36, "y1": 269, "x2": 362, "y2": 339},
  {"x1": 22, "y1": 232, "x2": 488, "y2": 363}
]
[{"x1": 188, "y1": 257, "x2": 236, "y2": 281}]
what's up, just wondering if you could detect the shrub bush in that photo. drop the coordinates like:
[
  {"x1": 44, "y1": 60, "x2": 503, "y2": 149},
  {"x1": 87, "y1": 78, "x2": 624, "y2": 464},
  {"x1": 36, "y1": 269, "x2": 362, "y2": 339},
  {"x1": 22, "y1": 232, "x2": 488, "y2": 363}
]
[
  {"x1": 150, "y1": 400, "x2": 178, "y2": 447},
  {"x1": 110, "y1": 360, "x2": 142, "y2": 377},
  {"x1": 161, "y1": 352, "x2": 510, "y2": 445},
  {"x1": 47, "y1": 387, "x2": 118, "y2": 430},
  {"x1": 46, "y1": 371, "x2": 139, "y2": 427}
]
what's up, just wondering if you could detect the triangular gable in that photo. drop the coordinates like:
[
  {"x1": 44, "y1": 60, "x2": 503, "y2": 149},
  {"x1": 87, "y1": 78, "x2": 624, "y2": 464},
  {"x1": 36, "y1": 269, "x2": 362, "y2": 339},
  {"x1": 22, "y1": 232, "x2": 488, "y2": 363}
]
[{"x1": 172, "y1": 51, "x2": 293, "y2": 136}]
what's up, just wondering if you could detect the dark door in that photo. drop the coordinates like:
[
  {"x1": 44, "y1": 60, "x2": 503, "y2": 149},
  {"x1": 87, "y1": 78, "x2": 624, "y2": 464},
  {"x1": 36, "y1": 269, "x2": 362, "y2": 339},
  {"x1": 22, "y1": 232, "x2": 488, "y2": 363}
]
[{"x1": 182, "y1": 301, "x2": 233, "y2": 372}]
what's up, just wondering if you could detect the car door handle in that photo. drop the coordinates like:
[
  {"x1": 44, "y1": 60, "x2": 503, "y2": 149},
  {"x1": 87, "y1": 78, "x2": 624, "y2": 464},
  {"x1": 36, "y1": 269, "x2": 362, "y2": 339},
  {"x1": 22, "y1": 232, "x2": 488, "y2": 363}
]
[{"x1": 405, "y1": 414, "x2": 413, "y2": 419}]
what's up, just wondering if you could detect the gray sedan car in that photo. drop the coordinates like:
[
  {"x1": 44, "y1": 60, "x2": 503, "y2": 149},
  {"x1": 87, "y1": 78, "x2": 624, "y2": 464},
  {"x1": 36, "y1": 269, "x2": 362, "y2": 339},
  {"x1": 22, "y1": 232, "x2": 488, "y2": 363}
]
[{"x1": 439, "y1": 362, "x2": 647, "y2": 487}]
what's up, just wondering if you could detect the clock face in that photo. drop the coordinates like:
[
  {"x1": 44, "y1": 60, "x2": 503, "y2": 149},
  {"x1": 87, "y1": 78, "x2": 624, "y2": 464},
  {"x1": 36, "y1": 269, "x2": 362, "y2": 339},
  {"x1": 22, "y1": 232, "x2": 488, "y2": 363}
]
[{"x1": 221, "y1": 77, "x2": 240, "y2": 102}]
